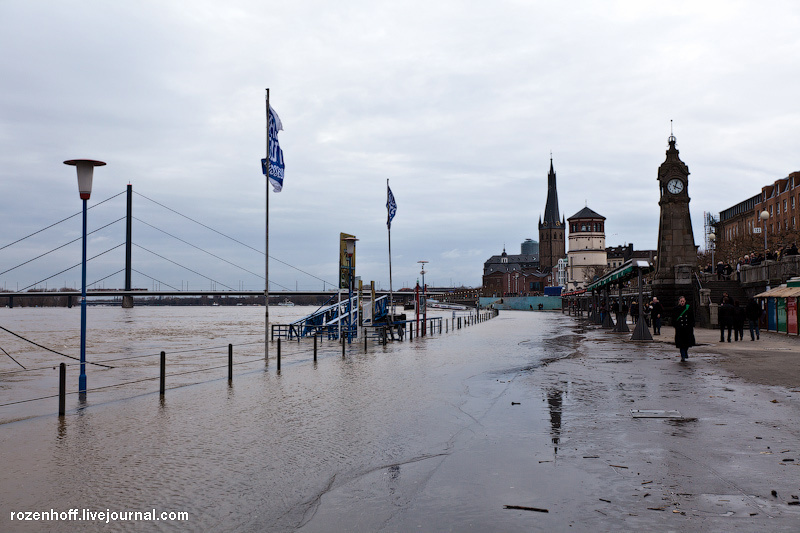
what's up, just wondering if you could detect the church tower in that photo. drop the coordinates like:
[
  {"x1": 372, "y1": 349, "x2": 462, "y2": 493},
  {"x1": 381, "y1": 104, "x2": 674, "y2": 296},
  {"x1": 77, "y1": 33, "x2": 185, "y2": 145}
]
[{"x1": 538, "y1": 158, "x2": 566, "y2": 273}]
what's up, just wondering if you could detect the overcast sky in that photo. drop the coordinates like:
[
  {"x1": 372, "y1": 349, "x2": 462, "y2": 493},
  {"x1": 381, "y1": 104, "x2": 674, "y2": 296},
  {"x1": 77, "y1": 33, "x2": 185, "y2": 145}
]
[{"x1": 2, "y1": 0, "x2": 799, "y2": 293}]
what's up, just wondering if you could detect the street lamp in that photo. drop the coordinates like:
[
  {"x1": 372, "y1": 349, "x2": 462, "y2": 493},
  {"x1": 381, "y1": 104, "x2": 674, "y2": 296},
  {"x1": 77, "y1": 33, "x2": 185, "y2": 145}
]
[
  {"x1": 418, "y1": 260, "x2": 428, "y2": 335},
  {"x1": 64, "y1": 159, "x2": 105, "y2": 395},
  {"x1": 709, "y1": 233, "x2": 716, "y2": 275},
  {"x1": 760, "y1": 210, "x2": 770, "y2": 252}
]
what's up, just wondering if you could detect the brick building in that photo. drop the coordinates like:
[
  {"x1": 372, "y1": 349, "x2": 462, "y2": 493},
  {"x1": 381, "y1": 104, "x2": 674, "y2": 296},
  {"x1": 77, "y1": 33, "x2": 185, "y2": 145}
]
[{"x1": 718, "y1": 171, "x2": 800, "y2": 255}]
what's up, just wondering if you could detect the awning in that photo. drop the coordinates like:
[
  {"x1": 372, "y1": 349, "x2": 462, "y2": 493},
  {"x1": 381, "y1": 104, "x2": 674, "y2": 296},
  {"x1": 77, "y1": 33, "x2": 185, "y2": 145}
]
[
  {"x1": 586, "y1": 260, "x2": 653, "y2": 292},
  {"x1": 755, "y1": 286, "x2": 800, "y2": 298}
]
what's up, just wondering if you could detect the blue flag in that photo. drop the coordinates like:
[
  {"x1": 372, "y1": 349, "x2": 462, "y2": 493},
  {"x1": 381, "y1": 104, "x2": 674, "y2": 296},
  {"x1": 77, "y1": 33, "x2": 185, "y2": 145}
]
[
  {"x1": 387, "y1": 185, "x2": 397, "y2": 229},
  {"x1": 262, "y1": 105, "x2": 285, "y2": 192}
]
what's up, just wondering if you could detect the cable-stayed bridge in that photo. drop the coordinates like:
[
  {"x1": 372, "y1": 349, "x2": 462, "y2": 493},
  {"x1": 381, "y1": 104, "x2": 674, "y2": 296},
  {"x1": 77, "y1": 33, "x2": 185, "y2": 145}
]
[{"x1": 0, "y1": 185, "x2": 479, "y2": 309}]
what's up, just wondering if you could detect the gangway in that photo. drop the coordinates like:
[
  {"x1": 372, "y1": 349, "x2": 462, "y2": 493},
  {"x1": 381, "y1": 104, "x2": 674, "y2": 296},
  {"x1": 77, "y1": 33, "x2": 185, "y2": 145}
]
[{"x1": 276, "y1": 294, "x2": 390, "y2": 340}]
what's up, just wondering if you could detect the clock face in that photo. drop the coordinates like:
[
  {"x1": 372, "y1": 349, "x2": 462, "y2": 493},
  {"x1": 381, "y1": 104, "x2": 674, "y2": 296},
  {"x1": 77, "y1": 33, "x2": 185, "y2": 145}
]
[{"x1": 667, "y1": 178, "x2": 684, "y2": 194}]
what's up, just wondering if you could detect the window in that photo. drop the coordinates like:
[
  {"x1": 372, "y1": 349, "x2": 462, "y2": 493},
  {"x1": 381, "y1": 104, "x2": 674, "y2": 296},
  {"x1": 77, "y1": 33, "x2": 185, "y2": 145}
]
[
  {"x1": 793, "y1": 197, "x2": 795, "y2": 209},
  {"x1": 770, "y1": 205, "x2": 773, "y2": 216},
  {"x1": 784, "y1": 199, "x2": 788, "y2": 211},
  {"x1": 794, "y1": 217, "x2": 796, "y2": 228}
]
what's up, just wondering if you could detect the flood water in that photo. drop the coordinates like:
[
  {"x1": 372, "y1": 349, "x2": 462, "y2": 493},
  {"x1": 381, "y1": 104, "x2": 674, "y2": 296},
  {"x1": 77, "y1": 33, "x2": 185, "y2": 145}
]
[{"x1": 0, "y1": 306, "x2": 585, "y2": 531}]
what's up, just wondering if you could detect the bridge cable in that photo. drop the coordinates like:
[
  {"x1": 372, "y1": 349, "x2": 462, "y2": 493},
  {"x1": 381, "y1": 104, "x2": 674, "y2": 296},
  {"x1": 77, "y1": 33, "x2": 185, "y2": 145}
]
[
  {"x1": 134, "y1": 191, "x2": 336, "y2": 287},
  {"x1": 0, "y1": 325, "x2": 114, "y2": 368},
  {"x1": 0, "y1": 190, "x2": 126, "y2": 251},
  {"x1": 133, "y1": 217, "x2": 264, "y2": 280},
  {"x1": 131, "y1": 269, "x2": 180, "y2": 291},
  {"x1": 19, "y1": 243, "x2": 125, "y2": 292},
  {"x1": 132, "y1": 244, "x2": 235, "y2": 290},
  {"x1": 88, "y1": 268, "x2": 125, "y2": 289},
  {"x1": 0, "y1": 217, "x2": 125, "y2": 277}
]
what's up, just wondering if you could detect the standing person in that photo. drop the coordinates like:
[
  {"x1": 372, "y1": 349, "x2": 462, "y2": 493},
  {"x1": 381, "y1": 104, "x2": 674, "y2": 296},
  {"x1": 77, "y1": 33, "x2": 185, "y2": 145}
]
[
  {"x1": 745, "y1": 298, "x2": 762, "y2": 340},
  {"x1": 719, "y1": 297, "x2": 734, "y2": 343},
  {"x1": 651, "y1": 296, "x2": 664, "y2": 335},
  {"x1": 630, "y1": 299, "x2": 639, "y2": 324},
  {"x1": 733, "y1": 299, "x2": 745, "y2": 341},
  {"x1": 672, "y1": 295, "x2": 695, "y2": 362},
  {"x1": 643, "y1": 299, "x2": 652, "y2": 327}
]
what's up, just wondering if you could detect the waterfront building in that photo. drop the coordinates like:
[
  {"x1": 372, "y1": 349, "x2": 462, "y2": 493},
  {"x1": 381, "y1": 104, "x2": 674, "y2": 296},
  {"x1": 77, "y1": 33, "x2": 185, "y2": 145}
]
[
  {"x1": 566, "y1": 206, "x2": 607, "y2": 290},
  {"x1": 538, "y1": 158, "x2": 566, "y2": 274},
  {"x1": 606, "y1": 244, "x2": 656, "y2": 269},
  {"x1": 717, "y1": 171, "x2": 800, "y2": 255},
  {"x1": 481, "y1": 246, "x2": 549, "y2": 296}
]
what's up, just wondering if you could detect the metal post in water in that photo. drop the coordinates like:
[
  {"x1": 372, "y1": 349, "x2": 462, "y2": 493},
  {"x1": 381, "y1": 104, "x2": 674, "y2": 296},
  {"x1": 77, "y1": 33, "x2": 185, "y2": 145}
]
[
  {"x1": 160, "y1": 351, "x2": 166, "y2": 395},
  {"x1": 314, "y1": 335, "x2": 318, "y2": 361},
  {"x1": 228, "y1": 344, "x2": 233, "y2": 381},
  {"x1": 58, "y1": 363, "x2": 66, "y2": 417},
  {"x1": 277, "y1": 339, "x2": 281, "y2": 371}
]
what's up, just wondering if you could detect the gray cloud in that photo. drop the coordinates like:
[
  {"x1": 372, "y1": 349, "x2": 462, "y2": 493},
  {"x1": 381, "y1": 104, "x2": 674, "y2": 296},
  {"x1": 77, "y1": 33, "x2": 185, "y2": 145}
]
[{"x1": 2, "y1": 0, "x2": 799, "y2": 292}]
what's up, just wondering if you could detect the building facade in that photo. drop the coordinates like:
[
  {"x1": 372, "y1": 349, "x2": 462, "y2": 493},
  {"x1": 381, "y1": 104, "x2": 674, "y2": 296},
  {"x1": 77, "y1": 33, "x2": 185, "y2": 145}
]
[
  {"x1": 481, "y1": 247, "x2": 548, "y2": 296},
  {"x1": 566, "y1": 206, "x2": 607, "y2": 290},
  {"x1": 717, "y1": 171, "x2": 800, "y2": 257}
]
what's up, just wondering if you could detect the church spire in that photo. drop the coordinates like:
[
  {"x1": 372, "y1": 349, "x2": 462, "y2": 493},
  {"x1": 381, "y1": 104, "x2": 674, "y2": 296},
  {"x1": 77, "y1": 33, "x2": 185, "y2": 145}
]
[{"x1": 540, "y1": 156, "x2": 561, "y2": 228}]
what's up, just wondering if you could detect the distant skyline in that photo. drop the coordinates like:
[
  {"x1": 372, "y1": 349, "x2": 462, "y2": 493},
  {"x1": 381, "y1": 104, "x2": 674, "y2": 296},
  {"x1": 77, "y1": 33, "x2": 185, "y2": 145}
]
[{"x1": 2, "y1": 1, "x2": 799, "y2": 291}]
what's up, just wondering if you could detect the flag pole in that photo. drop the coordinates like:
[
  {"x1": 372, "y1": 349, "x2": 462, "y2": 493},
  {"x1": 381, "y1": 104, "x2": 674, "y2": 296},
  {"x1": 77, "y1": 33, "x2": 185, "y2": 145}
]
[
  {"x1": 265, "y1": 88, "x2": 270, "y2": 359},
  {"x1": 387, "y1": 179, "x2": 394, "y2": 321}
]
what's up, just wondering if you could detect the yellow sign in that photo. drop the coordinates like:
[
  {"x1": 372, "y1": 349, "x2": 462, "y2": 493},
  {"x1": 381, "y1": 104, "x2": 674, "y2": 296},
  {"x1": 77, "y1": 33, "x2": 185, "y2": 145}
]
[{"x1": 339, "y1": 233, "x2": 356, "y2": 289}]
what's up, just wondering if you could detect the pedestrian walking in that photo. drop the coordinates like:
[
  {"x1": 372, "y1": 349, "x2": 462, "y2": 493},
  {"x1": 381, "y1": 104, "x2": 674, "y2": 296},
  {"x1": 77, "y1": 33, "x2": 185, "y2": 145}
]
[
  {"x1": 672, "y1": 295, "x2": 695, "y2": 362},
  {"x1": 745, "y1": 298, "x2": 762, "y2": 340},
  {"x1": 651, "y1": 296, "x2": 663, "y2": 335}
]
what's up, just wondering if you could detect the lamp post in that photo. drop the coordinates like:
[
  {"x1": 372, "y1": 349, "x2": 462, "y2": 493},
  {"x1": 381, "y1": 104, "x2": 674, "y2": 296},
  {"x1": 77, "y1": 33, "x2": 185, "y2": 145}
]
[
  {"x1": 64, "y1": 159, "x2": 105, "y2": 395},
  {"x1": 709, "y1": 232, "x2": 716, "y2": 275},
  {"x1": 343, "y1": 237, "x2": 358, "y2": 343},
  {"x1": 418, "y1": 260, "x2": 428, "y2": 336},
  {"x1": 760, "y1": 210, "x2": 770, "y2": 253}
]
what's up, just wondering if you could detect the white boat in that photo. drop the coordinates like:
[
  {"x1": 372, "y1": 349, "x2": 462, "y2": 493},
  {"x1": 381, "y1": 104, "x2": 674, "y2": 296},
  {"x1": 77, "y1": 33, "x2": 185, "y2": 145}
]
[{"x1": 276, "y1": 298, "x2": 295, "y2": 307}]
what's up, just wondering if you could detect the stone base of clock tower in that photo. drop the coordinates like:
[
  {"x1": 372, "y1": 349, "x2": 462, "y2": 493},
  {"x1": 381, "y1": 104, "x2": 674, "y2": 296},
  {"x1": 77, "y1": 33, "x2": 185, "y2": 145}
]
[{"x1": 651, "y1": 264, "x2": 696, "y2": 316}]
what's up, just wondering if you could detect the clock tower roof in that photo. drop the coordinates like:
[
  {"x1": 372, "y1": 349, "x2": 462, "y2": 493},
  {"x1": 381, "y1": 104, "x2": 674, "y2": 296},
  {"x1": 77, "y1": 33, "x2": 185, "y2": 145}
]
[{"x1": 658, "y1": 133, "x2": 689, "y2": 182}]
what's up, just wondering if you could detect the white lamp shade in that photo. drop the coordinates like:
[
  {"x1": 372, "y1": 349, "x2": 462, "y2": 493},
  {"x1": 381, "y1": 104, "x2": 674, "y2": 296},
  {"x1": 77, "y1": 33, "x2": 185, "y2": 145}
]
[{"x1": 64, "y1": 159, "x2": 106, "y2": 200}]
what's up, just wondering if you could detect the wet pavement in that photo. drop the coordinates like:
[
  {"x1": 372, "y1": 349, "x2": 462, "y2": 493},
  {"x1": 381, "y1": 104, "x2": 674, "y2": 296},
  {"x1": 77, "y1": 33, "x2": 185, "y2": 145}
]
[{"x1": 1, "y1": 308, "x2": 799, "y2": 531}]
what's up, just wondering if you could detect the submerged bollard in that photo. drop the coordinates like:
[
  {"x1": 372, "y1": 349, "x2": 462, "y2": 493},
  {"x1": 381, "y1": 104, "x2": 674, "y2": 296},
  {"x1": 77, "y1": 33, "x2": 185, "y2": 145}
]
[
  {"x1": 364, "y1": 332, "x2": 368, "y2": 353},
  {"x1": 314, "y1": 335, "x2": 318, "y2": 361},
  {"x1": 277, "y1": 339, "x2": 281, "y2": 371},
  {"x1": 160, "y1": 351, "x2": 166, "y2": 395},
  {"x1": 58, "y1": 363, "x2": 66, "y2": 417},
  {"x1": 228, "y1": 344, "x2": 233, "y2": 382}
]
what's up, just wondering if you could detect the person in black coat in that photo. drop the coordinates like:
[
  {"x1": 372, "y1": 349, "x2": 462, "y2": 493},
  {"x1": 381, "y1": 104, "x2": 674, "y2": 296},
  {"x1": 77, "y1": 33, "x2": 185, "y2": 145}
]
[
  {"x1": 719, "y1": 297, "x2": 734, "y2": 342},
  {"x1": 672, "y1": 295, "x2": 695, "y2": 361},
  {"x1": 733, "y1": 300, "x2": 746, "y2": 341},
  {"x1": 745, "y1": 298, "x2": 762, "y2": 340}
]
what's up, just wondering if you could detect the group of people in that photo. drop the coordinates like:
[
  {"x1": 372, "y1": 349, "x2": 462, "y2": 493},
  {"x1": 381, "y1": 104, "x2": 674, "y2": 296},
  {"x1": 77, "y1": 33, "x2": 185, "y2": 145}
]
[
  {"x1": 626, "y1": 297, "x2": 664, "y2": 333},
  {"x1": 702, "y1": 243, "x2": 800, "y2": 281},
  {"x1": 671, "y1": 293, "x2": 765, "y2": 363},
  {"x1": 717, "y1": 293, "x2": 763, "y2": 342}
]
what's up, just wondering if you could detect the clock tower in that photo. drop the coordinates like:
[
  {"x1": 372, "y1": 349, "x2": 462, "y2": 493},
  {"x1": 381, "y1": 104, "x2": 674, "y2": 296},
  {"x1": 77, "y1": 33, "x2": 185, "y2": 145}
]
[{"x1": 653, "y1": 132, "x2": 697, "y2": 309}]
